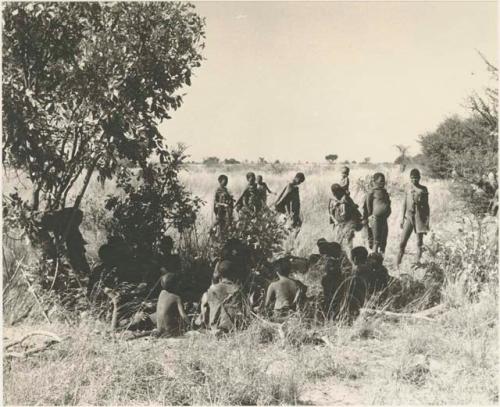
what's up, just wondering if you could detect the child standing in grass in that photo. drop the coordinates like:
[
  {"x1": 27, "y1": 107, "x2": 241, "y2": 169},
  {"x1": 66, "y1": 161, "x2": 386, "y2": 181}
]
[
  {"x1": 397, "y1": 168, "x2": 430, "y2": 268},
  {"x1": 363, "y1": 172, "x2": 391, "y2": 255},
  {"x1": 236, "y1": 172, "x2": 262, "y2": 214},
  {"x1": 256, "y1": 175, "x2": 273, "y2": 205}
]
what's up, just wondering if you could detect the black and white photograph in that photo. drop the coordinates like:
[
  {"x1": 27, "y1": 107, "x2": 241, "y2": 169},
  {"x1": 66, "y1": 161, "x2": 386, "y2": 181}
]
[{"x1": 2, "y1": 1, "x2": 498, "y2": 405}]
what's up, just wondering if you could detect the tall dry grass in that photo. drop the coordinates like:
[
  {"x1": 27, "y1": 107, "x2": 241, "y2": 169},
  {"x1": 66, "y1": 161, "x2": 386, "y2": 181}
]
[{"x1": 2, "y1": 163, "x2": 498, "y2": 405}]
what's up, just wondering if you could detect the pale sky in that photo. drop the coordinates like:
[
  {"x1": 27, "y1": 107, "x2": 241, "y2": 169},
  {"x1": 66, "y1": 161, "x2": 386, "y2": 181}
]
[{"x1": 160, "y1": 1, "x2": 498, "y2": 163}]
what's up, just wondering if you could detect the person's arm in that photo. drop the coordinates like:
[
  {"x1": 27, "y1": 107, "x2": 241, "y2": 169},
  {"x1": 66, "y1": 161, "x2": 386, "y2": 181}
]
[
  {"x1": 275, "y1": 185, "x2": 291, "y2": 207},
  {"x1": 328, "y1": 199, "x2": 335, "y2": 224},
  {"x1": 386, "y1": 190, "x2": 392, "y2": 218},
  {"x1": 200, "y1": 292, "x2": 209, "y2": 326},
  {"x1": 235, "y1": 188, "x2": 247, "y2": 211},
  {"x1": 177, "y1": 298, "x2": 190, "y2": 324},
  {"x1": 361, "y1": 195, "x2": 369, "y2": 223},
  {"x1": 264, "y1": 285, "x2": 275, "y2": 308},
  {"x1": 213, "y1": 191, "x2": 219, "y2": 214},
  {"x1": 366, "y1": 191, "x2": 374, "y2": 217},
  {"x1": 400, "y1": 191, "x2": 407, "y2": 228},
  {"x1": 422, "y1": 186, "x2": 430, "y2": 223},
  {"x1": 265, "y1": 183, "x2": 273, "y2": 194}
]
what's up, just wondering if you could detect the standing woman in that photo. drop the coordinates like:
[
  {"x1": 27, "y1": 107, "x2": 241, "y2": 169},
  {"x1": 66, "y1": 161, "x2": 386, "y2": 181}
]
[
  {"x1": 397, "y1": 168, "x2": 430, "y2": 268},
  {"x1": 329, "y1": 183, "x2": 363, "y2": 257}
]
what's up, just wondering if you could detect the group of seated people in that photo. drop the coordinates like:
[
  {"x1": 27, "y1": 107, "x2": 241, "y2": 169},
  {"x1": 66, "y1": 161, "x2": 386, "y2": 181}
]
[{"x1": 96, "y1": 235, "x2": 392, "y2": 338}]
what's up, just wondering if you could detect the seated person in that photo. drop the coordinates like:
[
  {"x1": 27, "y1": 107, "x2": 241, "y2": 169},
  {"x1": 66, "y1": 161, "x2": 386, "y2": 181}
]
[
  {"x1": 154, "y1": 273, "x2": 189, "y2": 337},
  {"x1": 337, "y1": 246, "x2": 370, "y2": 320},
  {"x1": 158, "y1": 236, "x2": 182, "y2": 275},
  {"x1": 367, "y1": 252, "x2": 390, "y2": 292},
  {"x1": 88, "y1": 244, "x2": 118, "y2": 296},
  {"x1": 265, "y1": 257, "x2": 308, "y2": 318},
  {"x1": 204, "y1": 260, "x2": 248, "y2": 333},
  {"x1": 319, "y1": 241, "x2": 343, "y2": 318}
]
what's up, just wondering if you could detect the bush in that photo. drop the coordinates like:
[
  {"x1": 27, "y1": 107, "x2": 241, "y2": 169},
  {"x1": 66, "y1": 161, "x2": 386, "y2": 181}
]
[
  {"x1": 105, "y1": 146, "x2": 203, "y2": 259},
  {"x1": 211, "y1": 207, "x2": 290, "y2": 269}
]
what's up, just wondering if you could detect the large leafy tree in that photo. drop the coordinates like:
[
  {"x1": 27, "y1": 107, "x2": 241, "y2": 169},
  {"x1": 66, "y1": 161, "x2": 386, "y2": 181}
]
[
  {"x1": 3, "y1": 2, "x2": 205, "y2": 211},
  {"x1": 419, "y1": 56, "x2": 497, "y2": 180}
]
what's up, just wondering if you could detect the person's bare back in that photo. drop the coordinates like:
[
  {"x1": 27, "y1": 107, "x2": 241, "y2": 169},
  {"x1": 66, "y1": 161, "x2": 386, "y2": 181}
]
[
  {"x1": 265, "y1": 276, "x2": 307, "y2": 312},
  {"x1": 156, "y1": 290, "x2": 187, "y2": 336}
]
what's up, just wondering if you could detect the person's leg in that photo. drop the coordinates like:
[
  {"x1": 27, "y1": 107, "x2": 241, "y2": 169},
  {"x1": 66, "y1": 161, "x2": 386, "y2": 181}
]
[
  {"x1": 397, "y1": 220, "x2": 413, "y2": 267},
  {"x1": 416, "y1": 233, "x2": 424, "y2": 263},
  {"x1": 366, "y1": 225, "x2": 374, "y2": 250},
  {"x1": 372, "y1": 216, "x2": 383, "y2": 254},
  {"x1": 380, "y1": 219, "x2": 389, "y2": 255}
]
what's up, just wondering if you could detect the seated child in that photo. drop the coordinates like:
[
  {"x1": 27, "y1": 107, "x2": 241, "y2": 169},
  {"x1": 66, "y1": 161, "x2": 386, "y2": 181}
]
[
  {"x1": 265, "y1": 257, "x2": 308, "y2": 318},
  {"x1": 155, "y1": 273, "x2": 189, "y2": 337}
]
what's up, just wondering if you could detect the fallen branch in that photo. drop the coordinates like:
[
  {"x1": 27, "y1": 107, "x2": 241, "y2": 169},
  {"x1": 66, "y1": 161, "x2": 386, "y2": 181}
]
[
  {"x1": 5, "y1": 330, "x2": 63, "y2": 350},
  {"x1": 320, "y1": 335, "x2": 335, "y2": 350},
  {"x1": 5, "y1": 340, "x2": 61, "y2": 359},
  {"x1": 361, "y1": 305, "x2": 444, "y2": 322}
]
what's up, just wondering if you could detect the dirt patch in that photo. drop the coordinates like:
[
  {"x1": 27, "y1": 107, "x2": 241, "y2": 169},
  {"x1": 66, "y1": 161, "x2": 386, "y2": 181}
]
[{"x1": 301, "y1": 377, "x2": 364, "y2": 405}]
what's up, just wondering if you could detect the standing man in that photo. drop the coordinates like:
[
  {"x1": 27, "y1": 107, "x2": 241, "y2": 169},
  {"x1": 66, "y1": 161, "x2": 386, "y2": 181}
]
[
  {"x1": 397, "y1": 169, "x2": 430, "y2": 268},
  {"x1": 275, "y1": 172, "x2": 306, "y2": 230}
]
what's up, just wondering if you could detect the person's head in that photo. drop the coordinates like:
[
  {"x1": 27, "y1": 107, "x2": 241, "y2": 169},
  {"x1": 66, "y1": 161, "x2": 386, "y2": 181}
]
[
  {"x1": 367, "y1": 252, "x2": 383, "y2": 268},
  {"x1": 373, "y1": 172, "x2": 386, "y2": 188},
  {"x1": 330, "y1": 183, "x2": 345, "y2": 200},
  {"x1": 273, "y1": 257, "x2": 292, "y2": 277},
  {"x1": 293, "y1": 172, "x2": 305, "y2": 185},
  {"x1": 317, "y1": 238, "x2": 329, "y2": 255},
  {"x1": 160, "y1": 272, "x2": 179, "y2": 293},
  {"x1": 341, "y1": 166, "x2": 350, "y2": 176},
  {"x1": 218, "y1": 174, "x2": 228, "y2": 187},
  {"x1": 108, "y1": 236, "x2": 132, "y2": 261},
  {"x1": 160, "y1": 236, "x2": 174, "y2": 255},
  {"x1": 410, "y1": 168, "x2": 421, "y2": 185},
  {"x1": 246, "y1": 172, "x2": 256, "y2": 184},
  {"x1": 326, "y1": 242, "x2": 342, "y2": 259},
  {"x1": 223, "y1": 238, "x2": 244, "y2": 259},
  {"x1": 217, "y1": 260, "x2": 237, "y2": 281},
  {"x1": 317, "y1": 238, "x2": 341, "y2": 258},
  {"x1": 488, "y1": 172, "x2": 497, "y2": 184},
  {"x1": 351, "y1": 246, "x2": 368, "y2": 266},
  {"x1": 257, "y1": 175, "x2": 263, "y2": 183},
  {"x1": 98, "y1": 244, "x2": 115, "y2": 266}
]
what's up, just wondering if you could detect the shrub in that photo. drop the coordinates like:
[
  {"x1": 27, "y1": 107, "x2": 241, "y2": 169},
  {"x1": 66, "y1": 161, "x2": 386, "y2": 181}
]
[{"x1": 105, "y1": 146, "x2": 203, "y2": 259}]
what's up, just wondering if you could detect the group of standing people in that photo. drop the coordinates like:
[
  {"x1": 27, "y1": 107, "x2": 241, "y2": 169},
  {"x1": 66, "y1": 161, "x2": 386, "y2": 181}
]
[
  {"x1": 213, "y1": 166, "x2": 430, "y2": 268},
  {"x1": 328, "y1": 167, "x2": 430, "y2": 268},
  {"x1": 213, "y1": 171, "x2": 305, "y2": 236}
]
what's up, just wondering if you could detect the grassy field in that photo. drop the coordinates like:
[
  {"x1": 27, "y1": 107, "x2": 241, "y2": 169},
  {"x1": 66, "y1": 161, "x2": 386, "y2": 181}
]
[{"x1": 3, "y1": 163, "x2": 498, "y2": 405}]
